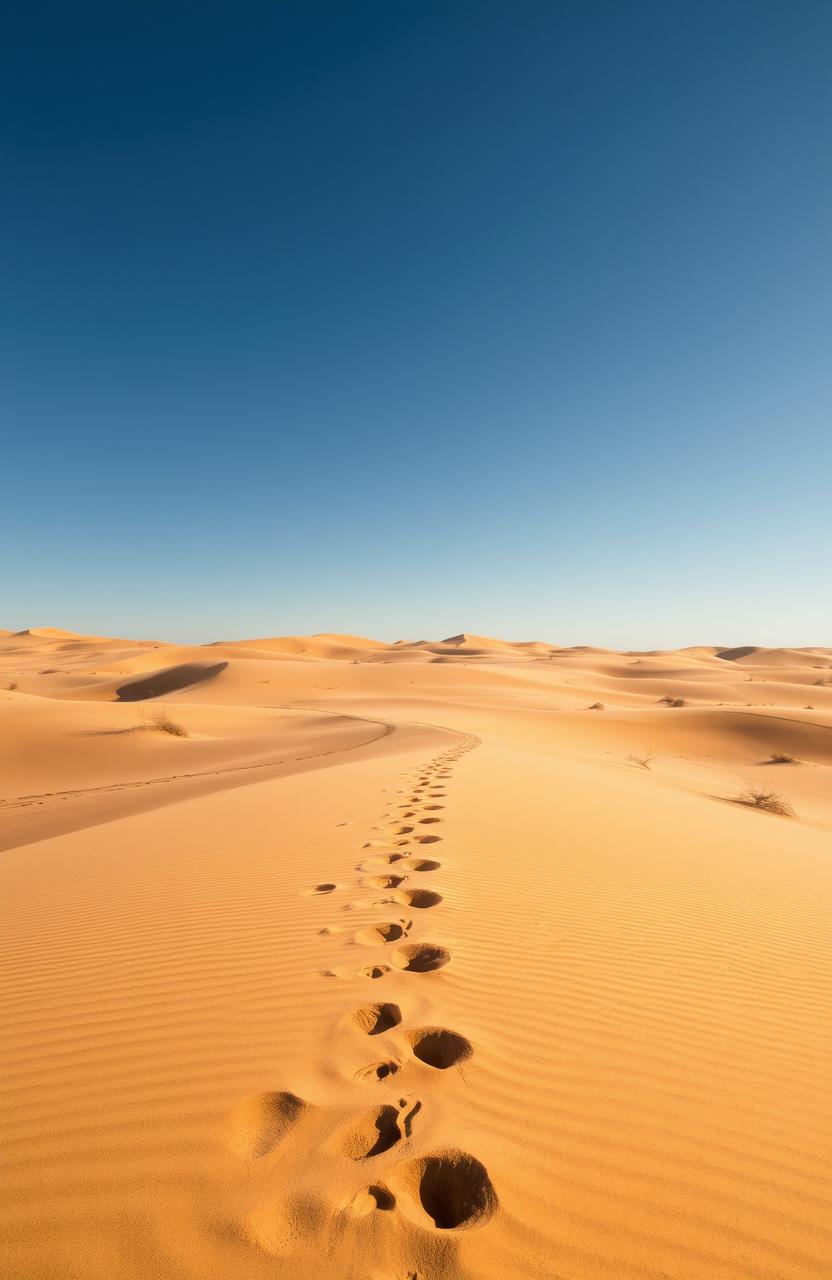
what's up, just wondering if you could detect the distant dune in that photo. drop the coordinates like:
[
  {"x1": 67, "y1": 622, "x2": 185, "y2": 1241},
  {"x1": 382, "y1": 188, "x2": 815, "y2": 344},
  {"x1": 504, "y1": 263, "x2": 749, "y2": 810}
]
[{"x1": 1, "y1": 628, "x2": 831, "y2": 1279}]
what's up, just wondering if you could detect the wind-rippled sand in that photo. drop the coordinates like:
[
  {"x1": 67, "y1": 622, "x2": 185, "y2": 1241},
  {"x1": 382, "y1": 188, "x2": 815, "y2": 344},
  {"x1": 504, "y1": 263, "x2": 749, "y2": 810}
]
[{"x1": 2, "y1": 628, "x2": 831, "y2": 1278}]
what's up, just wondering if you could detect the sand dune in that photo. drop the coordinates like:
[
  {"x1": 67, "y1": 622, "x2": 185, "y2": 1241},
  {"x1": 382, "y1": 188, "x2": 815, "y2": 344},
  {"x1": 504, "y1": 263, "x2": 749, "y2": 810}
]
[{"x1": 1, "y1": 629, "x2": 831, "y2": 1279}]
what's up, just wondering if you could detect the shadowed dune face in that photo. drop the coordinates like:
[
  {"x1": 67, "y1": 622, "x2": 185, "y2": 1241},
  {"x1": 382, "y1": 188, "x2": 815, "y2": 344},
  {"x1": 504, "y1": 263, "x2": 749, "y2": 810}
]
[{"x1": 115, "y1": 661, "x2": 228, "y2": 701}]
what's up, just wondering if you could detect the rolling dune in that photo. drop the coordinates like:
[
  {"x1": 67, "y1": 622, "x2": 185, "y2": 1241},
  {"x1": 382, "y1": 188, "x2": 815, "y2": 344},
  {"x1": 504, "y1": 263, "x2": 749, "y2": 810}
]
[{"x1": 1, "y1": 629, "x2": 831, "y2": 1279}]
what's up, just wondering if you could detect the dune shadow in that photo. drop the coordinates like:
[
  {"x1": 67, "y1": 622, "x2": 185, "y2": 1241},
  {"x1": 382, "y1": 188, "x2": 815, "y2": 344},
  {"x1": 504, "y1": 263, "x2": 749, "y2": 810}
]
[{"x1": 115, "y1": 661, "x2": 227, "y2": 701}]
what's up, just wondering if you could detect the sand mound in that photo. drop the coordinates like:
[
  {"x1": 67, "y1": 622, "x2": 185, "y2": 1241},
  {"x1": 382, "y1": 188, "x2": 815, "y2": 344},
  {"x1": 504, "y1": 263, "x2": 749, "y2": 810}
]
[{"x1": 227, "y1": 1090, "x2": 305, "y2": 1158}]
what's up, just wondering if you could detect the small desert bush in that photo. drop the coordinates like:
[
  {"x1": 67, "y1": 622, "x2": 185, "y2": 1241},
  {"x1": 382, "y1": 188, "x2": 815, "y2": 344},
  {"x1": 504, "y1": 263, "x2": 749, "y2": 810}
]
[
  {"x1": 767, "y1": 752, "x2": 796, "y2": 765},
  {"x1": 7, "y1": 681, "x2": 18, "y2": 691},
  {"x1": 734, "y1": 785, "x2": 794, "y2": 817},
  {"x1": 144, "y1": 710, "x2": 188, "y2": 738},
  {"x1": 658, "y1": 695, "x2": 686, "y2": 707},
  {"x1": 588, "y1": 701, "x2": 604, "y2": 710},
  {"x1": 626, "y1": 750, "x2": 654, "y2": 769}
]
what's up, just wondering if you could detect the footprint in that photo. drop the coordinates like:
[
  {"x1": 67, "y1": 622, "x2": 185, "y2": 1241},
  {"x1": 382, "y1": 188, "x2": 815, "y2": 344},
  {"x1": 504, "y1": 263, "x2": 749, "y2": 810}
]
[
  {"x1": 394, "y1": 888, "x2": 442, "y2": 909},
  {"x1": 353, "y1": 923, "x2": 406, "y2": 946},
  {"x1": 407, "y1": 1028, "x2": 472, "y2": 1069},
  {"x1": 347, "y1": 1184, "x2": 395, "y2": 1216},
  {"x1": 422, "y1": 804, "x2": 444, "y2": 811},
  {"x1": 357, "y1": 964, "x2": 391, "y2": 979},
  {"x1": 415, "y1": 835, "x2": 441, "y2": 845},
  {"x1": 408, "y1": 859, "x2": 441, "y2": 872},
  {"x1": 366, "y1": 874, "x2": 407, "y2": 890},
  {"x1": 393, "y1": 1149, "x2": 497, "y2": 1231},
  {"x1": 346, "y1": 1002, "x2": 402, "y2": 1035},
  {"x1": 391, "y1": 943, "x2": 450, "y2": 973},
  {"x1": 355, "y1": 1060, "x2": 400, "y2": 1082},
  {"x1": 419, "y1": 817, "x2": 441, "y2": 825},
  {"x1": 227, "y1": 1091, "x2": 306, "y2": 1158},
  {"x1": 302, "y1": 883, "x2": 337, "y2": 896},
  {"x1": 337, "y1": 1104, "x2": 404, "y2": 1159},
  {"x1": 397, "y1": 826, "x2": 414, "y2": 835},
  {"x1": 359, "y1": 853, "x2": 408, "y2": 871}
]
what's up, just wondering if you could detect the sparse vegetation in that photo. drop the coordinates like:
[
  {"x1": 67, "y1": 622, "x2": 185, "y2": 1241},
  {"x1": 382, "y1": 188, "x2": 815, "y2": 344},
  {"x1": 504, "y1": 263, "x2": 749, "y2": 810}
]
[
  {"x1": 588, "y1": 701, "x2": 604, "y2": 710},
  {"x1": 658, "y1": 695, "x2": 686, "y2": 707},
  {"x1": 626, "y1": 750, "x2": 654, "y2": 769},
  {"x1": 143, "y1": 710, "x2": 189, "y2": 737},
  {"x1": 7, "y1": 681, "x2": 18, "y2": 691},
  {"x1": 767, "y1": 752, "x2": 796, "y2": 765},
  {"x1": 734, "y1": 785, "x2": 795, "y2": 817}
]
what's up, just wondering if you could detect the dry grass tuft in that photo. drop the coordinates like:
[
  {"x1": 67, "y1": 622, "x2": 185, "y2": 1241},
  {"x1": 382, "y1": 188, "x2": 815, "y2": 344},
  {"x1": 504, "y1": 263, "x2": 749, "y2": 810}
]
[
  {"x1": 626, "y1": 751, "x2": 654, "y2": 769},
  {"x1": 588, "y1": 701, "x2": 604, "y2": 710},
  {"x1": 143, "y1": 710, "x2": 189, "y2": 738},
  {"x1": 767, "y1": 752, "x2": 796, "y2": 765},
  {"x1": 734, "y1": 785, "x2": 795, "y2": 817},
  {"x1": 658, "y1": 695, "x2": 686, "y2": 708},
  {"x1": 7, "y1": 681, "x2": 18, "y2": 691}
]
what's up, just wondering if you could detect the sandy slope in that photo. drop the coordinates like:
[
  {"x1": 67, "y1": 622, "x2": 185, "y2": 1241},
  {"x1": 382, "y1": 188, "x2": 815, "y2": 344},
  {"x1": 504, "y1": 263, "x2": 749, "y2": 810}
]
[{"x1": 1, "y1": 629, "x2": 831, "y2": 1279}]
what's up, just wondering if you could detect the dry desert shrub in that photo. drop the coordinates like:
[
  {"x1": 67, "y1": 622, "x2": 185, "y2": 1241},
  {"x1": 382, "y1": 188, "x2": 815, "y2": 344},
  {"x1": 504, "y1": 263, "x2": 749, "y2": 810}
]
[
  {"x1": 767, "y1": 752, "x2": 796, "y2": 765},
  {"x1": 7, "y1": 681, "x2": 18, "y2": 691},
  {"x1": 588, "y1": 701, "x2": 604, "y2": 710},
  {"x1": 734, "y1": 785, "x2": 795, "y2": 817},
  {"x1": 658, "y1": 695, "x2": 686, "y2": 707},
  {"x1": 626, "y1": 750, "x2": 654, "y2": 769},
  {"x1": 143, "y1": 710, "x2": 189, "y2": 737}
]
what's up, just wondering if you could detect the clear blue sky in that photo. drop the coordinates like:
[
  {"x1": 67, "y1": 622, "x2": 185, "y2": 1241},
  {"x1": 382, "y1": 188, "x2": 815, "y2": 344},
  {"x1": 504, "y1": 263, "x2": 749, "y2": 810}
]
[{"x1": 2, "y1": 2, "x2": 830, "y2": 646}]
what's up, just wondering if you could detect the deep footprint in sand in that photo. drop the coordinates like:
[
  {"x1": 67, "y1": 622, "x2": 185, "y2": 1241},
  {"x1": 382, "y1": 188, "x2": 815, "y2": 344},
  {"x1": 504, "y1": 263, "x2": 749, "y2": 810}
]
[
  {"x1": 407, "y1": 1027, "x2": 472, "y2": 1068},
  {"x1": 393, "y1": 1149, "x2": 497, "y2": 1231},
  {"x1": 357, "y1": 964, "x2": 391, "y2": 979},
  {"x1": 391, "y1": 943, "x2": 450, "y2": 973},
  {"x1": 347, "y1": 1184, "x2": 396, "y2": 1216},
  {"x1": 346, "y1": 1002, "x2": 402, "y2": 1035},
  {"x1": 358, "y1": 853, "x2": 409, "y2": 871},
  {"x1": 355, "y1": 1059, "x2": 400, "y2": 1082},
  {"x1": 302, "y1": 883, "x2": 338, "y2": 896},
  {"x1": 227, "y1": 1090, "x2": 306, "y2": 1158},
  {"x1": 353, "y1": 922, "x2": 406, "y2": 946},
  {"x1": 394, "y1": 887, "x2": 442, "y2": 909},
  {"x1": 366, "y1": 874, "x2": 407, "y2": 890},
  {"x1": 408, "y1": 859, "x2": 441, "y2": 872},
  {"x1": 337, "y1": 1104, "x2": 404, "y2": 1159}
]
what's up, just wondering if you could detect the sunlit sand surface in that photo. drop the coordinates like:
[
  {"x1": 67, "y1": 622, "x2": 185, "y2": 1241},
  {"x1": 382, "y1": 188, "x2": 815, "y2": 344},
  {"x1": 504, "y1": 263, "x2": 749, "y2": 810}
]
[{"x1": 2, "y1": 628, "x2": 831, "y2": 1278}]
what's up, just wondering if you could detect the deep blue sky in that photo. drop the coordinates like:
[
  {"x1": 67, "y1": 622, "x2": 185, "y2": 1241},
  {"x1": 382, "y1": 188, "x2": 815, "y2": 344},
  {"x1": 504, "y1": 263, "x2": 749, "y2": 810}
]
[{"x1": 3, "y1": 2, "x2": 830, "y2": 645}]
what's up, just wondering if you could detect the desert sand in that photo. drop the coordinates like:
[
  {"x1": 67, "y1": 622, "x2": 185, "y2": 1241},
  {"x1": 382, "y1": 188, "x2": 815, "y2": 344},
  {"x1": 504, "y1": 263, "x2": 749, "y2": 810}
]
[{"x1": 2, "y1": 627, "x2": 831, "y2": 1279}]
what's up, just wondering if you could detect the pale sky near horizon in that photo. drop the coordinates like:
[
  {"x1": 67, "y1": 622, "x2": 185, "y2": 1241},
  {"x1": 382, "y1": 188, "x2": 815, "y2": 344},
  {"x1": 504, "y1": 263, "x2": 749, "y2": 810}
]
[{"x1": 2, "y1": 2, "x2": 830, "y2": 648}]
